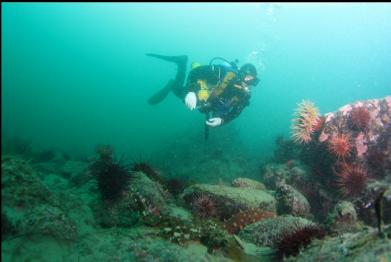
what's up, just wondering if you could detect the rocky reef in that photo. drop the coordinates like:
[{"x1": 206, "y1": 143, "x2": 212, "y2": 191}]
[
  {"x1": 284, "y1": 97, "x2": 391, "y2": 223},
  {"x1": 2, "y1": 96, "x2": 390, "y2": 261}
]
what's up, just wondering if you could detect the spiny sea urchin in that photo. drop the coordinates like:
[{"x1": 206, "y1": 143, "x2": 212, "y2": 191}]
[
  {"x1": 92, "y1": 157, "x2": 132, "y2": 202},
  {"x1": 335, "y1": 164, "x2": 368, "y2": 198},
  {"x1": 350, "y1": 106, "x2": 371, "y2": 131},
  {"x1": 327, "y1": 133, "x2": 352, "y2": 159},
  {"x1": 192, "y1": 194, "x2": 217, "y2": 219}
]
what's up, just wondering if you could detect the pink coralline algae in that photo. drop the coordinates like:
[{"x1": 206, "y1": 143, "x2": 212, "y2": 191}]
[
  {"x1": 319, "y1": 131, "x2": 329, "y2": 143},
  {"x1": 308, "y1": 96, "x2": 390, "y2": 174},
  {"x1": 325, "y1": 113, "x2": 334, "y2": 123},
  {"x1": 385, "y1": 96, "x2": 391, "y2": 112},
  {"x1": 339, "y1": 104, "x2": 352, "y2": 116},
  {"x1": 350, "y1": 107, "x2": 371, "y2": 131},
  {"x1": 355, "y1": 101, "x2": 364, "y2": 108},
  {"x1": 355, "y1": 132, "x2": 367, "y2": 158}
]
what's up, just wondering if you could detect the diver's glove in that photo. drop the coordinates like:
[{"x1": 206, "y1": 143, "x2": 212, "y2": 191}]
[
  {"x1": 185, "y1": 92, "x2": 197, "y2": 110},
  {"x1": 206, "y1": 117, "x2": 223, "y2": 127}
]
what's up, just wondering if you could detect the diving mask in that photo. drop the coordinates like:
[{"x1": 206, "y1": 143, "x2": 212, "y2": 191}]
[{"x1": 243, "y1": 74, "x2": 260, "y2": 86}]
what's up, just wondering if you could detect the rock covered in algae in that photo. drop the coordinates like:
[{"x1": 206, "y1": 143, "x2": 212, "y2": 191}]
[
  {"x1": 285, "y1": 225, "x2": 391, "y2": 262},
  {"x1": 2, "y1": 227, "x2": 234, "y2": 262},
  {"x1": 127, "y1": 171, "x2": 172, "y2": 210},
  {"x1": 318, "y1": 96, "x2": 391, "y2": 168},
  {"x1": 93, "y1": 171, "x2": 173, "y2": 228},
  {"x1": 231, "y1": 177, "x2": 266, "y2": 190},
  {"x1": 181, "y1": 183, "x2": 276, "y2": 219},
  {"x1": 326, "y1": 201, "x2": 362, "y2": 234},
  {"x1": 1, "y1": 155, "x2": 79, "y2": 241},
  {"x1": 261, "y1": 161, "x2": 310, "y2": 191},
  {"x1": 238, "y1": 215, "x2": 318, "y2": 248},
  {"x1": 276, "y1": 183, "x2": 312, "y2": 219}
]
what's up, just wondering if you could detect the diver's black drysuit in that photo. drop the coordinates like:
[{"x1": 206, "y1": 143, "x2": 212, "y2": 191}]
[{"x1": 146, "y1": 54, "x2": 251, "y2": 126}]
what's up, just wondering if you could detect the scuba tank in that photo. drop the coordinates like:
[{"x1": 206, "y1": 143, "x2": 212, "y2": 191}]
[
  {"x1": 209, "y1": 57, "x2": 239, "y2": 70},
  {"x1": 209, "y1": 57, "x2": 240, "y2": 86}
]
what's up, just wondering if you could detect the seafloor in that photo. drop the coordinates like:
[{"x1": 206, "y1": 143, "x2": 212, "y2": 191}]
[{"x1": 2, "y1": 96, "x2": 391, "y2": 262}]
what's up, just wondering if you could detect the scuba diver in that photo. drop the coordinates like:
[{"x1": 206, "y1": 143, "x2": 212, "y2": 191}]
[{"x1": 146, "y1": 53, "x2": 260, "y2": 137}]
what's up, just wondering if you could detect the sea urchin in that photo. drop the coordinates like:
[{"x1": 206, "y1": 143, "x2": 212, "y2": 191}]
[
  {"x1": 192, "y1": 194, "x2": 217, "y2": 219},
  {"x1": 336, "y1": 164, "x2": 368, "y2": 198},
  {"x1": 92, "y1": 157, "x2": 132, "y2": 202},
  {"x1": 350, "y1": 106, "x2": 371, "y2": 131},
  {"x1": 328, "y1": 133, "x2": 352, "y2": 160}
]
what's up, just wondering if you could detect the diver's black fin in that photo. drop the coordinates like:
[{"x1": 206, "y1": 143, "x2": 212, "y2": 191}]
[
  {"x1": 147, "y1": 80, "x2": 175, "y2": 105},
  {"x1": 146, "y1": 53, "x2": 188, "y2": 65}
]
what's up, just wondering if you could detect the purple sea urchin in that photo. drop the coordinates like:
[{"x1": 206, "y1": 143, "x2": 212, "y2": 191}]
[
  {"x1": 336, "y1": 164, "x2": 368, "y2": 198},
  {"x1": 91, "y1": 157, "x2": 132, "y2": 202},
  {"x1": 192, "y1": 194, "x2": 217, "y2": 219},
  {"x1": 350, "y1": 106, "x2": 371, "y2": 131}
]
